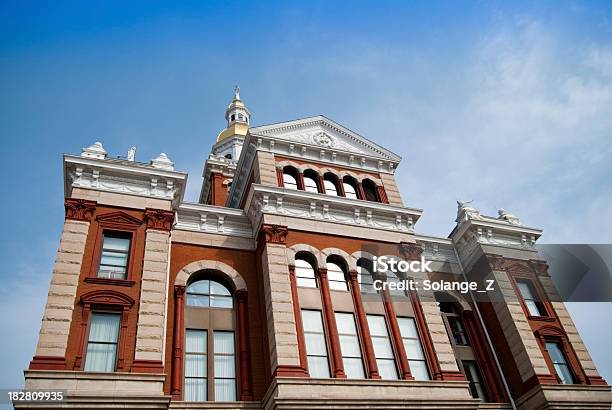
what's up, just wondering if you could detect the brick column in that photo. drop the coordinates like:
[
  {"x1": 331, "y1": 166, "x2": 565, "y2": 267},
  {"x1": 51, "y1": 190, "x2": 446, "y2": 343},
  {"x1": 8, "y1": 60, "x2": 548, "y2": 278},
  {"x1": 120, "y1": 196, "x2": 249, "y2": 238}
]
[
  {"x1": 318, "y1": 268, "x2": 346, "y2": 378},
  {"x1": 381, "y1": 288, "x2": 413, "y2": 380},
  {"x1": 30, "y1": 199, "x2": 96, "y2": 370},
  {"x1": 171, "y1": 285, "x2": 185, "y2": 400},
  {"x1": 259, "y1": 224, "x2": 305, "y2": 377},
  {"x1": 347, "y1": 270, "x2": 380, "y2": 379},
  {"x1": 132, "y1": 208, "x2": 174, "y2": 373},
  {"x1": 236, "y1": 290, "x2": 253, "y2": 400}
]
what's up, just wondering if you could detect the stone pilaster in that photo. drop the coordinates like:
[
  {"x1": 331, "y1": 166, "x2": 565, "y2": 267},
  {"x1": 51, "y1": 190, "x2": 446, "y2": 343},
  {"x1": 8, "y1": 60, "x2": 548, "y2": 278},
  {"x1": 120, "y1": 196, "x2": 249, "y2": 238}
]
[
  {"x1": 258, "y1": 224, "x2": 303, "y2": 376},
  {"x1": 132, "y1": 209, "x2": 173, "y2": 371},
  {"x1": 31, "y1": 199, "x2": 96, "y2": 368}
]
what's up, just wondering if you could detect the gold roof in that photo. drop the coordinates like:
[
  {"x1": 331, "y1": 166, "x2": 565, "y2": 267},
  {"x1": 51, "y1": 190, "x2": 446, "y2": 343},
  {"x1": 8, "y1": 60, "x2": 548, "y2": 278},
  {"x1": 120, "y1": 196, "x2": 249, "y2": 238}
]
[{"x1": 216, "y1": 122, "x2": 248, "y2": 143}]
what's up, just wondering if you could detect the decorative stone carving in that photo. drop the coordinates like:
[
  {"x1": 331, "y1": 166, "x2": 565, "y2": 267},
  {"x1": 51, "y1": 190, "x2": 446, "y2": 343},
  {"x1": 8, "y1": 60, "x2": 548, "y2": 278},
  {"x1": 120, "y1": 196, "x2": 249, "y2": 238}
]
[
  {"x1": 498, "y1": 208, "x2": 521, "y2": 225},
  {"x1": 485, "y1": 254, "x2": 506, "y2": 271},
  {"x1": 151, "y1": 152, "x2": 174, "y2": 170},
  {"x1": 313, "y1": 131, "x2": 334, "y2": 147},
  {"x1": 529, "y1": 259, "x2": 550, "y2": 276},
  {"x1": 456, "y1": 200, "x2": 481, "y2": 222},
  {"x1": 81, "y1": 141, "x2": 107, "y2": 159},
  {"x1": 260, "y1": 224, "x2": 288, "y2": 244},
  {"x1": 401, "y1": 242, "x2": 424, "y2": 261},
  {"x1": 145, "y1": 208, "x2": 175, "y2": 231},
  {"x1": 65, "y1": 198, "x2": 97, "y2": 222},
  {"x1": 127, "y1": 146, "x2": 136, "y2": 161}
]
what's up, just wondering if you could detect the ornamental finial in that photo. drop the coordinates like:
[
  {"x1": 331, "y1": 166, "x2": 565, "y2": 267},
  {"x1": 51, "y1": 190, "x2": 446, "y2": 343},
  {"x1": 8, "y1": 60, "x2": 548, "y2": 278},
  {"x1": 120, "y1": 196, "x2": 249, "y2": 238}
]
[{"x1": 234, "y1": 85, "x2": 240, "y2": 100}]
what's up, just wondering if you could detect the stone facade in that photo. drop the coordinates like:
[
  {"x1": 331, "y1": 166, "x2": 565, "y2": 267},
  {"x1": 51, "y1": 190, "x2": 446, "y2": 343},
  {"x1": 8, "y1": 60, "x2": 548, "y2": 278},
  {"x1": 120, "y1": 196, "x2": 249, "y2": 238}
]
[{"x1": 18, "y1": 93, "x2": 611, "y2": 409}]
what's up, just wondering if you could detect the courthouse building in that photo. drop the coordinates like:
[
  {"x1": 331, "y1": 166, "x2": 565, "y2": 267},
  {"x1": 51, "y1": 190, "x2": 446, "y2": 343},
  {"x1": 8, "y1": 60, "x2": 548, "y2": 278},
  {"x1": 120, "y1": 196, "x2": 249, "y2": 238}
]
[{"x1": 19, "y1": 89, "x2": 612, "y2": 409}]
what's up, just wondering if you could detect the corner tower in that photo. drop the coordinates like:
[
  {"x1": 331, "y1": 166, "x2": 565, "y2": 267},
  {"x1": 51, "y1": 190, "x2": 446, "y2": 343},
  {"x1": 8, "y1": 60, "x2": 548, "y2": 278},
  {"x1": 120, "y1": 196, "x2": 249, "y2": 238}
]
[{"x1": 199, "y1": 86, "x2": 251, "y2": 205}]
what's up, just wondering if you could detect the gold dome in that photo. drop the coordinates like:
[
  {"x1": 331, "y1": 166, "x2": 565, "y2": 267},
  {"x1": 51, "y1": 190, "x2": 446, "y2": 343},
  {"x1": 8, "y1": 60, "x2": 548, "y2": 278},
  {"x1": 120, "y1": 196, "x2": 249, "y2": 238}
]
[{"x1": 216, "y1": 122, "x2": 249, "y2": 143}]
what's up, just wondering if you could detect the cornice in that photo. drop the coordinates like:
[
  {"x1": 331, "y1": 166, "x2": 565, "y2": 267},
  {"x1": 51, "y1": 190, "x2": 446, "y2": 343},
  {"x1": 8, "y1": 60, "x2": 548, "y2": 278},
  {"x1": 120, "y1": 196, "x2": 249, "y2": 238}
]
[
  {"x1": 243, "y1": 184, "x2": 422, "y2": 236},
  {"x1": 64, "y1": 198, "x2": 97, "y2": 222},
  {"x1": 173, "y1": 202, "x2": 253, "y2": 238},
  {"x1": 145, "y1": 208, "x2": 175, "y2": 232}
]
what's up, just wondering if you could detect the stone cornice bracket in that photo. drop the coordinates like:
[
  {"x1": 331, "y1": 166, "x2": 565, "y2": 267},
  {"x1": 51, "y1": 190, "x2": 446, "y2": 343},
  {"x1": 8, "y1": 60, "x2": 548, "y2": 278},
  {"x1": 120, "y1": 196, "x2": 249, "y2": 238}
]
[
  {"x1": 529, "y1": 259, "x2": 550, "y2": 276},
  {"x1": 65, "y1": 198, "x2": 97, "y2": 222},
  {"x1": 485, "y1": 254, "x2": 506, "y2": 272},
  {"x1": 145, "y1": 208, "x2": 175, "y2": 231},
  {"x1": 401, "y1": 242, "x2": 423, "y2": 261},
  {"x1": 259, "y1": 224, "x2": 288, "y2": 245}
]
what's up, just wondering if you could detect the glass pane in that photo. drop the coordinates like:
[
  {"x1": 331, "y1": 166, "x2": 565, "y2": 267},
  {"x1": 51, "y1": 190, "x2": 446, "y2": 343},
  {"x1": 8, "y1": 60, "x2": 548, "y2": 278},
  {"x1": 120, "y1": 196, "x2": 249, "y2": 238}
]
[
  {"x1": 89, "y1": 313, "x2": 120, "y2": 343},
  {"x1": 301, "y1": 310, "x2": 324, "y2": 332},
  {"x1": 339, "y1": 335, "x2": 362, "y2": 357},
  {"x1": 307, "y1": 356, "x2": 330, "y2": 378},
  {"x1": 185, "y1": 353, "x2": 207, "y2": 377},
  {"x1": 296, "y1": 277, "x2": 317, "y2": 288},
  {"x1": 545, "y1": 342, "x2": 565, "y2": 364},
  {"x1": 409, "y1": 360, "x2": 430, "y2": 380},
  {"x1": 367, "y1": 315, "x2": 388, "y2": 337},
  {"x1": 187, "y1": 294, "x2": 210, "y2": 307},
  {"x1": 102, "y1": 236, "x2": 130, "y2": 252},
  {"x1": 555, "y1": 363, "x2": 574, "y2": 384},
  {"x1": 186, "y1": 330, "x2": 207, "y2": 353},
  {"x1": 283, "y1": 173, "x2": 298, "y2": 189},
  {"x1": 517, "y1": 282, "x2": 535, "y2": 300},
  {"x1": 84, "y1": 342, "x2": 117, "y2": 372},
  {"x1": 100, "y1": 252, "x2": 128, "y2": 267},
  {"x1": 324, "y1": 179, "x2": 338, "y2": 195},
  {"x1": 329, "y1": 280, "x2": 348, "y2": 291},
  {"x1": 335, "y1": 313, "x2": 357, "y2": 335},
  {"x1": 210, "y1": 295, "x2": 233, "y2": 308},
  {"x1": 397, "y1": 317, "x2": 419, "y2": 339},
  {"x1": 214, "y1": 332, "x2": 235, "y2": 354},
  {"x1": 404, "y1": 338, "x2": 426, "y2": 360},
  {"x1": 372, "y1": 337, "x2": 394, "y2": 358},
  {"x1": 304, "y1": 176, "x2": 319, "y2": 193},
  {"x1": 184, "y1": 377, "x2": 206, "y2": 401},
  {"x1": 377, "y1": 359, "x2": 398, "y2": 380},
  {"x1": 343, "y1": 357, "x2": 365, "y2": 379},
  {"x1": 343, "y1": 183, "x2": 357, "y2": 199},
  {"x1": 214, "y1": 379, "x2": 236, "y2": 401},
  {"x1": 187, "y1": 280, "x2": 209, "y2": 295},
  {"x1": 214, "y1": 355, "x2": 236, "y2": 378},
  {"x1": 525, "y1": 300, "x2": 543, "y2": 316},
  {"x1": 210, "y1": 281, "x2": 231, "y2": 296},
  {"x1": 305, "y1": 333, "x2": 328, "y2": 356},
  {"x1": 98, "y1": 266, "x2": 126, "y2": 279},
  {"x1": 295, "y1": 260, "x2": 315, "y2": 278}
]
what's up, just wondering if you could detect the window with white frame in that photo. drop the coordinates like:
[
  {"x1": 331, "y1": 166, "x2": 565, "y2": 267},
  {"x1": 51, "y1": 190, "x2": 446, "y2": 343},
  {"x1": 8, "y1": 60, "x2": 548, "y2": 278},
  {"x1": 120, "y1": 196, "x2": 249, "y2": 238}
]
[
  {"x1": 323, "y1": 177, "x2": 338, "y2": 196},
  {"x1": 84, "y1": 312, "x2": 121, "y2": 372},
  {"x1": 295, "y1": 258, "x2": 317, "y2": 288},
  {"x1": 335, "y1": 312, "x2": 365, "y2": 379},
  {"x1": 301, "y1": 310, "x2": 330, "y2": 378},
  {"x1": 462, "y1": 361, "x2": 486, "y2": 401},
  {"x1": 283, "y1": 172, "x2": 298, "y2": 190},
  {"x1": 367, "y1": 315, "x2": 398, "y2": 379},
  {"x1": 397, "y1": 317, "x2": 430, "y2": 380},
  {"x1": 98, "y1": 232, "x2": 131, "y2": 279},
  {"x1": 357, "y1": 264, "x2": 377, "y2": 294},
  {"x1": 185, "y1": 329, "x2": 208, "y2": 401},
  {"x1": 186, "y1": 280, "x2": 233, "y2": 308},
  {"x1": 214, "y1": 331, "x2": 236, "y2": 401},
  {"x1": 343, "y1": 180, "x2": 358, "y2": 199},
  {"x1": 303, "y1": 174, "x2": 319, "y2": 193},
  {"x1": 326, "y1": 261, "x2": 348, "y2": 291}
]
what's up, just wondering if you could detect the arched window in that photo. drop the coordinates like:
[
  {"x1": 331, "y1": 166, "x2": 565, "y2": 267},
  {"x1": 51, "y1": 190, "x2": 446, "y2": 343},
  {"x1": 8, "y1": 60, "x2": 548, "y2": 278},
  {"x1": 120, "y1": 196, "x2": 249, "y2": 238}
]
[
  {"x1": 282, "y1": 167, "x2": 299, "y2": 190},
  {"x1": 184, "y1": 275, "x2": 236, "y2": 402},
  {"x1": 295, "y1": 256, "x2": 317, "y2": 288},
  {"x1": 187, "y1": 279, "x2": 233, "y2": 308},
  {"x1": 303, "y1": 170, "x2": 320, "y2": 193},
  {"x1": 231, "y1": 114, "x2": 235, "y2": 121},
  {"x1": 357, "y1": 258, "x2": 377, "y2": 294},
  {"x1": 323, "y1": 173, "x2": 339, "y2": 196},
  {"x1": 224, "y1": 154, "x2": 232, "y2": 159},
  {"x1": 343, "y1": 177, "x2": 359, "y2": 199},
  {"x1": 362, "y1": 179, "x2": 379, "y2": 202},
  {"x1": 326, "y1": 258, "x2": 348, "y2": 291}
]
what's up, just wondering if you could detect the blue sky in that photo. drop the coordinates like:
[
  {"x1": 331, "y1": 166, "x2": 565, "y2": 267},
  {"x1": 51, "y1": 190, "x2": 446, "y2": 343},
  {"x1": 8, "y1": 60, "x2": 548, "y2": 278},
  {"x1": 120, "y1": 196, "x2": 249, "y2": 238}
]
[{"x1": 1, "y1": 0, "x2": 612, "y2": 393}]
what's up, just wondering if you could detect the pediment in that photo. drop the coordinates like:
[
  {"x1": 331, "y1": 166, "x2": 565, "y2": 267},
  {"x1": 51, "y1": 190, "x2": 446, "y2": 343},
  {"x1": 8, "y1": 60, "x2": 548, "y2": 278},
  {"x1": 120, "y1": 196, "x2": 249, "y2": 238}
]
[
  {"x1": 249, "y1": 115, "x2": 401, "y2": 161},
  {"x1": 96, "y1": 211, "x2": 143, "y2": 226}
]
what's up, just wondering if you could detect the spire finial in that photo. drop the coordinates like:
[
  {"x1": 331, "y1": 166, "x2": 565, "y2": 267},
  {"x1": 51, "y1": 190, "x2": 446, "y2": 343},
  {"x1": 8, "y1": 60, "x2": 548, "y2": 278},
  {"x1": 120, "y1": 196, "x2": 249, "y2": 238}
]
[{"x1": 234, "y1": 85, "x2": 240, "y2": 100}]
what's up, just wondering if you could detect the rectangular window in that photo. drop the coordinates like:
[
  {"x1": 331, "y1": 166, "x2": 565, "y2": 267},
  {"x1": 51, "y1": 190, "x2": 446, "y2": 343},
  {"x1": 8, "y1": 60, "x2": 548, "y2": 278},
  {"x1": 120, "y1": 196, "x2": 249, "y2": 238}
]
[
  {"x1": 545, "y1": 342, "x2": 574, "y2": 384},
  {"x1": 367, "y1": 315, "x2": 398, "y2": 380},
  {"x1": 84, "y1": 312, "x2": 121, "y2": 372},
  {"x1": 397, "y1": 317, "x2": 430, "y2": 380},
  {"x1": 98, "y1": 232, "x2": 131, "y2": 279},
  {"x1": 335, "y1": 312, "x2": 365, "y2": 379},
  {"x1": 301, "y1": 310, "x2": 330, "y2": 378},
  {"x1": 463, "y1": 360, "x2": 486, "y2": 401},
  {"x1": 448, "y1": 317, "x2": 469, "y2": 346},
  {"x1": 358, "y1": 267, "x2": 377, "y2": 294},
  {"x1": 185, "y1": 329, "x2": 207, "y2": 401},
  {"x1": 517, "y1": 280, "x2": 545, "y2": 316},
  {"x1": 214, "y1": 331, "x2": 236, "y2": 401}
]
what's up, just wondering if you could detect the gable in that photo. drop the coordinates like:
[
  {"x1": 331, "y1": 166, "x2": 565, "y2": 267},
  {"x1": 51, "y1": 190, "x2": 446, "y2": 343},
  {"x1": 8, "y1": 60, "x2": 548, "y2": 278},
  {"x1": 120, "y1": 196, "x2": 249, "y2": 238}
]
[{"x1": 248, "y1": 115, "x2": 401, "y2": 162}]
